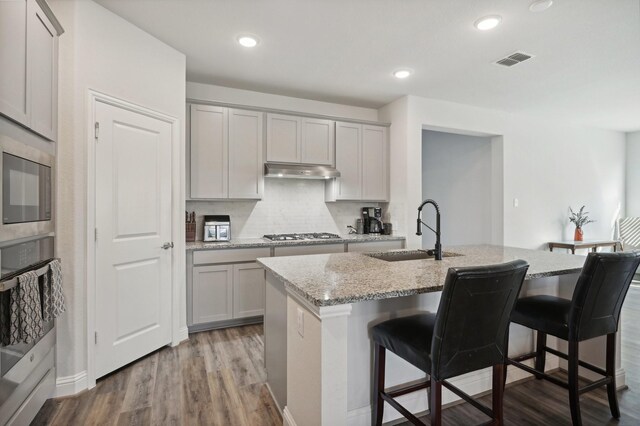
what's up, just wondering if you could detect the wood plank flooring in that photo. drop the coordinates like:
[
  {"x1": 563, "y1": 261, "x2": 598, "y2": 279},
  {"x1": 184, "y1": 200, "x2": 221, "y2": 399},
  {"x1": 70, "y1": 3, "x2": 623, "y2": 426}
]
[
  {"x1": 33, "y1": 286, "x2": 640, "y2": 425},
  {"x1": 31, "y1": 324, "x2": 281, "y2": 426}
]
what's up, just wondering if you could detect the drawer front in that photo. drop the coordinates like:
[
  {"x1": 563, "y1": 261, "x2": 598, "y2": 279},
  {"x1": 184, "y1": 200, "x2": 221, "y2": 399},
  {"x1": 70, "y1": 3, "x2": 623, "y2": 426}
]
[
  {"x1": 346, "y1": 240, "x2": 404, "y2": 253},
  {"x1": 193, "y1": 247, "x2": 271, "y2": 265},
  {"x1": 274, "y1": 243, "x2": 345, "y2": 257}
]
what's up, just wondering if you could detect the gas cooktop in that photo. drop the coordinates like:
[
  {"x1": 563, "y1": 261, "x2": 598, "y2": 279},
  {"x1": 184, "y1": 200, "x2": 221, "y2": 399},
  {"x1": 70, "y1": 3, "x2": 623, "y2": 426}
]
[{"x1": 262, "y1": 233, "x2": 341, "y2": 241}]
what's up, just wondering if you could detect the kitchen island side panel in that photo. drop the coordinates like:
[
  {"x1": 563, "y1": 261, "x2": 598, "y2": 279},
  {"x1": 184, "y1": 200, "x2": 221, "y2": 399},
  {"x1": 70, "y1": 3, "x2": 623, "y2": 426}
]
[{"x1": 265, "y1": 271, "x2": 288, "y2": 411}]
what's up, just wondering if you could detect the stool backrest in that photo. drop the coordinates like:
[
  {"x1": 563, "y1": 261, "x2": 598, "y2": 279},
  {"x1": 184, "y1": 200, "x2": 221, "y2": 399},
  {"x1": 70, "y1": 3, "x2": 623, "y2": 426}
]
[
  {"x1": 431, "y1": 259, "x2": 529, "y2": 380},
  {"x1": 569, "y1": 251, "x2": 640, "y2": 341}
]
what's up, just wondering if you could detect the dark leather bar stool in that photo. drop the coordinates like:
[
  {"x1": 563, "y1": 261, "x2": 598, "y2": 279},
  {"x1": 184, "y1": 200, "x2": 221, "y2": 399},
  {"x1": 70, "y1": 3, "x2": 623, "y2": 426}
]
[
  {"x1": 507, "y1": 251, "x2": 640, "y2": 426},
  {"x1": 371, "y1": 260, "x2": 529, "y2": 426}
]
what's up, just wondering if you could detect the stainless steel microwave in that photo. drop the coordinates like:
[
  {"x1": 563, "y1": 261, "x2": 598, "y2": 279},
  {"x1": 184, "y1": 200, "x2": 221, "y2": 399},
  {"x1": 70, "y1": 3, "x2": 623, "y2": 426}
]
[{"x1": 2, "y1": 153, "x2": 51, "y2": 224}]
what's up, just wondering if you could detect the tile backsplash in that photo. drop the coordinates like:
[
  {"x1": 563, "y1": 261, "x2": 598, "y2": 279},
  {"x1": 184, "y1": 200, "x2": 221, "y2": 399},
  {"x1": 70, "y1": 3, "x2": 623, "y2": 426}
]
[{"x1": 186, "y1": 179, "x2": 381, "y2": 240}]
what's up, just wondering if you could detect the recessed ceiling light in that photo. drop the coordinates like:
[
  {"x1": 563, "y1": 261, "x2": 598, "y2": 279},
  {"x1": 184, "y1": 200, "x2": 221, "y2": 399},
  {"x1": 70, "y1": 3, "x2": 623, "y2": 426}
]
[
  {"x1": 393, "y1": 69, "x2": 413, "y2": 79},
  {"x1": 237, "y1": 35, "x2": 259, "y2": 48},
  {"x1": 529, "y1": 0, "x2": 553, "y2": 12},
  {"x1": 474, "y1": 15, "x2": 502, "y2": 31}
]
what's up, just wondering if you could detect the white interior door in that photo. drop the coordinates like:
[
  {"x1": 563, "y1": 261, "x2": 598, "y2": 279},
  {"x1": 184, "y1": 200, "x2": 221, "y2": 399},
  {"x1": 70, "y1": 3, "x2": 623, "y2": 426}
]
[{"x1": 94, "y1": 100, "x2": 173, "y2": 378}]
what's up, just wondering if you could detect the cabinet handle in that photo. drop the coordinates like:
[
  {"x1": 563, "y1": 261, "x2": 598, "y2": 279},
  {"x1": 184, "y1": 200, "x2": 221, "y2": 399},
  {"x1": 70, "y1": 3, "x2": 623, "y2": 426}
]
[{"x1": 162, "y1": 242, "x2": 174, "y2": 250}]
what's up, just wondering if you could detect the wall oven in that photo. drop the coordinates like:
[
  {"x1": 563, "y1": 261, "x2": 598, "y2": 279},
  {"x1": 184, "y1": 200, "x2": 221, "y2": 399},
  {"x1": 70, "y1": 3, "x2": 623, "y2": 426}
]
[
  {"x1": 0, "y1": 134, "x2": 54, "y2": 244},
  {"x1": 0, "y1": 235, "x2": 56, "y2": 425}
]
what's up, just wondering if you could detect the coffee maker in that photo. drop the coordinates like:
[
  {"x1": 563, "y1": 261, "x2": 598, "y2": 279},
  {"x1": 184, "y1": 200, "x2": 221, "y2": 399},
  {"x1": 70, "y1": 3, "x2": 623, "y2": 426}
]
[{"x1": 362, "y1": 207, "x2": 383, "y2": 234}]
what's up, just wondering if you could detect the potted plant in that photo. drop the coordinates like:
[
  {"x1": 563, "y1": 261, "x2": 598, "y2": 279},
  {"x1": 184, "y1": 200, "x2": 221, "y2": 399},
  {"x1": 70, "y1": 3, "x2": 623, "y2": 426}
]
[{"x1": 569, "y1": 206, "x2": 595, "y2": 241}]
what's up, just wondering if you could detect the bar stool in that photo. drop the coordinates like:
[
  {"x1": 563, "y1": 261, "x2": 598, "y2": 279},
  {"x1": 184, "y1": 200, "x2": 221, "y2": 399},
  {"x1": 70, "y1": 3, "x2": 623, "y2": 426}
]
[
  {"x1": 507, "y1": 251, "x2": 640, "y2": 426},
  {"x1": 371, "y1": 260, "x2": 529, "y2": 426}
]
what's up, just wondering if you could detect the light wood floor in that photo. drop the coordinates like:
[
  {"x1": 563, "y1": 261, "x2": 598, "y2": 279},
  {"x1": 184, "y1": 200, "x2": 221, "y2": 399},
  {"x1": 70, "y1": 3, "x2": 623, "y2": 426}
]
[
  {"x1": 34, "y1": 286, "x2": 640, "y2": 426},
  {"x1": 32, "y1": 324, "x2": 281, "y2": 425}
]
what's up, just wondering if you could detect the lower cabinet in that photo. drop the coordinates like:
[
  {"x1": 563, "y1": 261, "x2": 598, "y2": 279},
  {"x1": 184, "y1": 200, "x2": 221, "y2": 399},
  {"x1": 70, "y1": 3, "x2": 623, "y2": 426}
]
[
  {"x1": 232, "y1": 263, "x2": 266, "y2": 319},
  {"x1": 191, "y1": 261, "x2": 266, "y2": 327},
  {"x1": 192, "y1": 264, "x2": 234, "y2": 324},
  {"x1": 188, "y1": 240, "x2": 406, "y2": 330}
]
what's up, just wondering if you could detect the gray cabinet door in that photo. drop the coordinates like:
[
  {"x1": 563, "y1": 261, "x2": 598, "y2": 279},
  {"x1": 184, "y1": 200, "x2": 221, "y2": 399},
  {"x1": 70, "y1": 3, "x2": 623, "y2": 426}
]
[
  {"x1": 266, "y1": 113, "x2": 301, "y2": 163},
  {"x1": 27, "y1": 0, "x2": 58, "y2": 141},
  {"x1": 190, "y1": 104, "x2": 228, "y2": 199},
  {"x1": 192, "y1": 264, "x2": 233, "y2": 324},
  {"x1": 361, "y1": 125, "x2": 388, "y2": 201},
  {"x1": 301, "y1": 118, "x2": 334, "y2": 166},
  {"x1": 228, "y1": 108, "x2": 263, "y2": 199},
  {"x1": 334, "y1": 121, "x2": 362, "y2": 200},
  {"x1": 232, "y1": 262, "x2": 265, "y2": 318},
  {"x1": 0, "y1": 0, "x2": 29, "y2": 126}
]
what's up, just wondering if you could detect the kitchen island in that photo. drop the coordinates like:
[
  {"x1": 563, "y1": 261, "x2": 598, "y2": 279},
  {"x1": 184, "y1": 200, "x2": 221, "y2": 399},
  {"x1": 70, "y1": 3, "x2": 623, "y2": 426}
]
[{"x1": 257, "y1": 245, "x2": 623, "y2": 426}]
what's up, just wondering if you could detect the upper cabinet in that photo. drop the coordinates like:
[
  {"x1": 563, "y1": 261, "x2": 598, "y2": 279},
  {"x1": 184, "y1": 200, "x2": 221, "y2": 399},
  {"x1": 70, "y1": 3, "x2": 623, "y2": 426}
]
[
  {"x1": 326, "y1": 122, "x2": 389, "y2": 202},
  {"x1": 0, "y1": 0, "x2": 29, "y2": 126},
  {"x1": 28, "y1": 0, "x2": 58, "y2": 141},
  {"x1": 228, "y1": 108, "x2": 264, "y2": 199},
  {"x1": 266, "y1": 113, "x2": 334, "y2": 166},
  {"x1": 0, "y1": 0, "x2": 62, "y2": 141},
  {"x1": 361, "y1": 125, "x2": 388, "y2": 201},
  {"x1": 190, "y1": 105, "x2": 228, "y2": 199},
  {"x1": 266, "y1": 113, "x2": 301, "y2": 163},
  {"x1": 190, "y1": 104, "x2": 263, "y2": 200}
]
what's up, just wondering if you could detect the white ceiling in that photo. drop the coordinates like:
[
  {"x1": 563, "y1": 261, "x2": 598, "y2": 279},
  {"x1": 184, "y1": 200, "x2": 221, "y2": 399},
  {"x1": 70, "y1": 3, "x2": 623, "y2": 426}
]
[{"x1": 94, "y1": 0, "x2": 640, "y2": 132}]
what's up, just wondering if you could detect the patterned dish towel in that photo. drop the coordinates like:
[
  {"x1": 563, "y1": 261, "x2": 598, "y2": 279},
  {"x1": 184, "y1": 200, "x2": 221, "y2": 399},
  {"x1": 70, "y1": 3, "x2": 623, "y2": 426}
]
[
  {"x1": 43, "y1": 258, "x2": 66, "y2": 322},
  {"x1": 9, "y1": 270, "x2": 44, "y2": 345}
]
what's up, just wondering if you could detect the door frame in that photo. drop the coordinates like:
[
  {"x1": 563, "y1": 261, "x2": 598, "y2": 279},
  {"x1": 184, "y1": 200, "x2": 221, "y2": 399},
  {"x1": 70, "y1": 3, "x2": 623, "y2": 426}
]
[{"x1": 85, "y1": 90, "x2": 185, "y2": 389}]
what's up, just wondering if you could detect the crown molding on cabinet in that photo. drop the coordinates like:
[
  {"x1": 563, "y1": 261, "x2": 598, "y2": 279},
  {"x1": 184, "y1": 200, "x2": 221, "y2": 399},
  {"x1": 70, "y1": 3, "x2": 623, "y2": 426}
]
[{"x1": 186, "y1": 98, "x2": 390, "y2": 127}]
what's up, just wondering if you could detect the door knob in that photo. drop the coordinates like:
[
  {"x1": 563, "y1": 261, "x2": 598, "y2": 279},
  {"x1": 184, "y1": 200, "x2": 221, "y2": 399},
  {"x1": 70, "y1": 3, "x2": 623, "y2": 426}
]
[{"x1": 162, "y1": 242, "x2": 174, "y2": 250}]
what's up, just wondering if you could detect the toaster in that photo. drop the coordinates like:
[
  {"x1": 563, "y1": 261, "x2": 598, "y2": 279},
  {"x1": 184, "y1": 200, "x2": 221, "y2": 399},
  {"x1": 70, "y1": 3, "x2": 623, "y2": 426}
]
[{"x1": 203, "y1": 215, "x2": 231, "y2": 242}]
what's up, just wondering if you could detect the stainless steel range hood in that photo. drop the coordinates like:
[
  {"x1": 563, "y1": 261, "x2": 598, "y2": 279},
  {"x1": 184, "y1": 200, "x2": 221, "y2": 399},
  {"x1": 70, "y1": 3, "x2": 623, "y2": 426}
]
[{"x1": 264, "y1": 163, "x2": 341, "y2": 179}]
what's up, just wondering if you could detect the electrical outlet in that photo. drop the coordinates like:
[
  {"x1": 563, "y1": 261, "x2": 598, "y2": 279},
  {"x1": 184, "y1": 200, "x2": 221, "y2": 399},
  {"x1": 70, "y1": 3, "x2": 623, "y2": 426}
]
[
  {"x1": 513, "y1": 198, "x2": 519, "y2": 208},
  {"x1": 297, "y1": 308, "x2": 304, "y2": 337}
]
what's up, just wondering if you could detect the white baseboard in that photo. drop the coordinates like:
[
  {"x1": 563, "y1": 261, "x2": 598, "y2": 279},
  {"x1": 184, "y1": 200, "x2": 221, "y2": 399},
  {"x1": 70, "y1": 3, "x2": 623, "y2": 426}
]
[
  {"x1": 616, "y1": 368, "x2": 626, "y2": 389},
  {"x1": 346, "y1": 356, "x2": 554, "y2": 426},
  {"x1": 54, "y1": 370, "x2": 88, "y2": 397},
  {"x1": 172, "y1": 326, "x2": 189, "y2": 347},
  {"x1": 283, "y1": 406, "x2": 297, "y2": 426}
]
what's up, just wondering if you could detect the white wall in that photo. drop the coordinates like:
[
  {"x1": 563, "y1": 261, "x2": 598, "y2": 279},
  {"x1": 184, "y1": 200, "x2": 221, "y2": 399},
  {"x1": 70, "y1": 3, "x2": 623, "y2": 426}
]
[
  {"x1": 187, "y1": 179, "x2": 374, "y2": 240},
  {"x1": 626, "y1": 131, "x2": 640, "y2": 216},
  {"x1": 380, "y1": 95, "x2": 626, "y2": 250},
  {"x1": 49, "y1": 0, "x2": 186, "y2": 394},
  {"x1": 421, "y1": 130, "x2": 493, "y2": 248}
]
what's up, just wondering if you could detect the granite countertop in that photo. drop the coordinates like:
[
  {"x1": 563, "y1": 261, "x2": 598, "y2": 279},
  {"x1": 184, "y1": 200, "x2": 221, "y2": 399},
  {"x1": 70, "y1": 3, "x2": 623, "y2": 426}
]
[
  {"x1": 185, "y1": 234, "x2": 406, "y2": 251},
  {"x1": 256, "y1": 245, "x2": 588, "y2": 307}
]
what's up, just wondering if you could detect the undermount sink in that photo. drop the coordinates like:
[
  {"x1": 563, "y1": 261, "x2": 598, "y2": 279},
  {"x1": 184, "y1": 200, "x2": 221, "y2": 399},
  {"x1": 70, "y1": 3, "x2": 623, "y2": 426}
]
[{"x1": 365, "y1": 249, "x2": 462, "y2": 262}]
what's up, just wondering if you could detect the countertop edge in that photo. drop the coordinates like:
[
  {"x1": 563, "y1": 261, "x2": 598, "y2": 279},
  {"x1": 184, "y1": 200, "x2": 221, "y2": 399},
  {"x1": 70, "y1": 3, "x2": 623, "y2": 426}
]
[{"x1": 186, "y1": 235, "x2": 406, "y2": 251}]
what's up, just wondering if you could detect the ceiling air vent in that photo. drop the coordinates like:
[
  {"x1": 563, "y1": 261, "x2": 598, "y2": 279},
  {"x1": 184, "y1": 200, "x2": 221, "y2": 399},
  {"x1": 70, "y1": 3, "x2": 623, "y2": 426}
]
[{"x1": 495, "y1": 51, "x2": 534, "y2": 67}]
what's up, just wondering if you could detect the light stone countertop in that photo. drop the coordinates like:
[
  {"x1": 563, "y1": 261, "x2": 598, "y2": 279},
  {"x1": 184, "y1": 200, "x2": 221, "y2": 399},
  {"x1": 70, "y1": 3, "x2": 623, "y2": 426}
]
[
  {"x1": 256, "y1": 244, "x2": 588, "y2": 307},
  {"x1": 185, "y1": 234, "x2": 406, "y2": 251}
]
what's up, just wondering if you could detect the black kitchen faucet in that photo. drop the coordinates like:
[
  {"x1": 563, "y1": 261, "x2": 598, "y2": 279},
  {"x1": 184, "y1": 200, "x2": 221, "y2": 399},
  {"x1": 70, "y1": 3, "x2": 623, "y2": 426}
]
[{"x1": 416, "y1": 199, "x2": 442, "y2": 260}]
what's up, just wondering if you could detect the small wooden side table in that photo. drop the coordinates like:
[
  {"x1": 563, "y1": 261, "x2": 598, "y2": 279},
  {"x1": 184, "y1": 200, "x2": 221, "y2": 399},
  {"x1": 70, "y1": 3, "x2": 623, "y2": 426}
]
[{"x1": 548, "y1": 240, "x2": 620, "y2": 254}]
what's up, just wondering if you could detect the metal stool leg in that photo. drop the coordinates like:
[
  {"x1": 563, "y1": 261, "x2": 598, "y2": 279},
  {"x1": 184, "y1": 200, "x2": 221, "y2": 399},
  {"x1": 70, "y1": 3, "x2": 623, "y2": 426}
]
[
  {"x1": 568, "y1": 340, "x2": 583, "y2": 426},
  {"x1": 492, "y1": 364, "x2": 505, "y2": 425},
  {"x1": 372, "y1": 343, "x2": 386, "y2": 426},
  {"x1": 606, "y1": 333, "x2": 621, "y2": 419},
  {"x1": 535, "y1": 331, "x2": 547, "y2": 379},
  {"x1": 429, "y1": 376, "x2": 442, "y2": 426}
]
